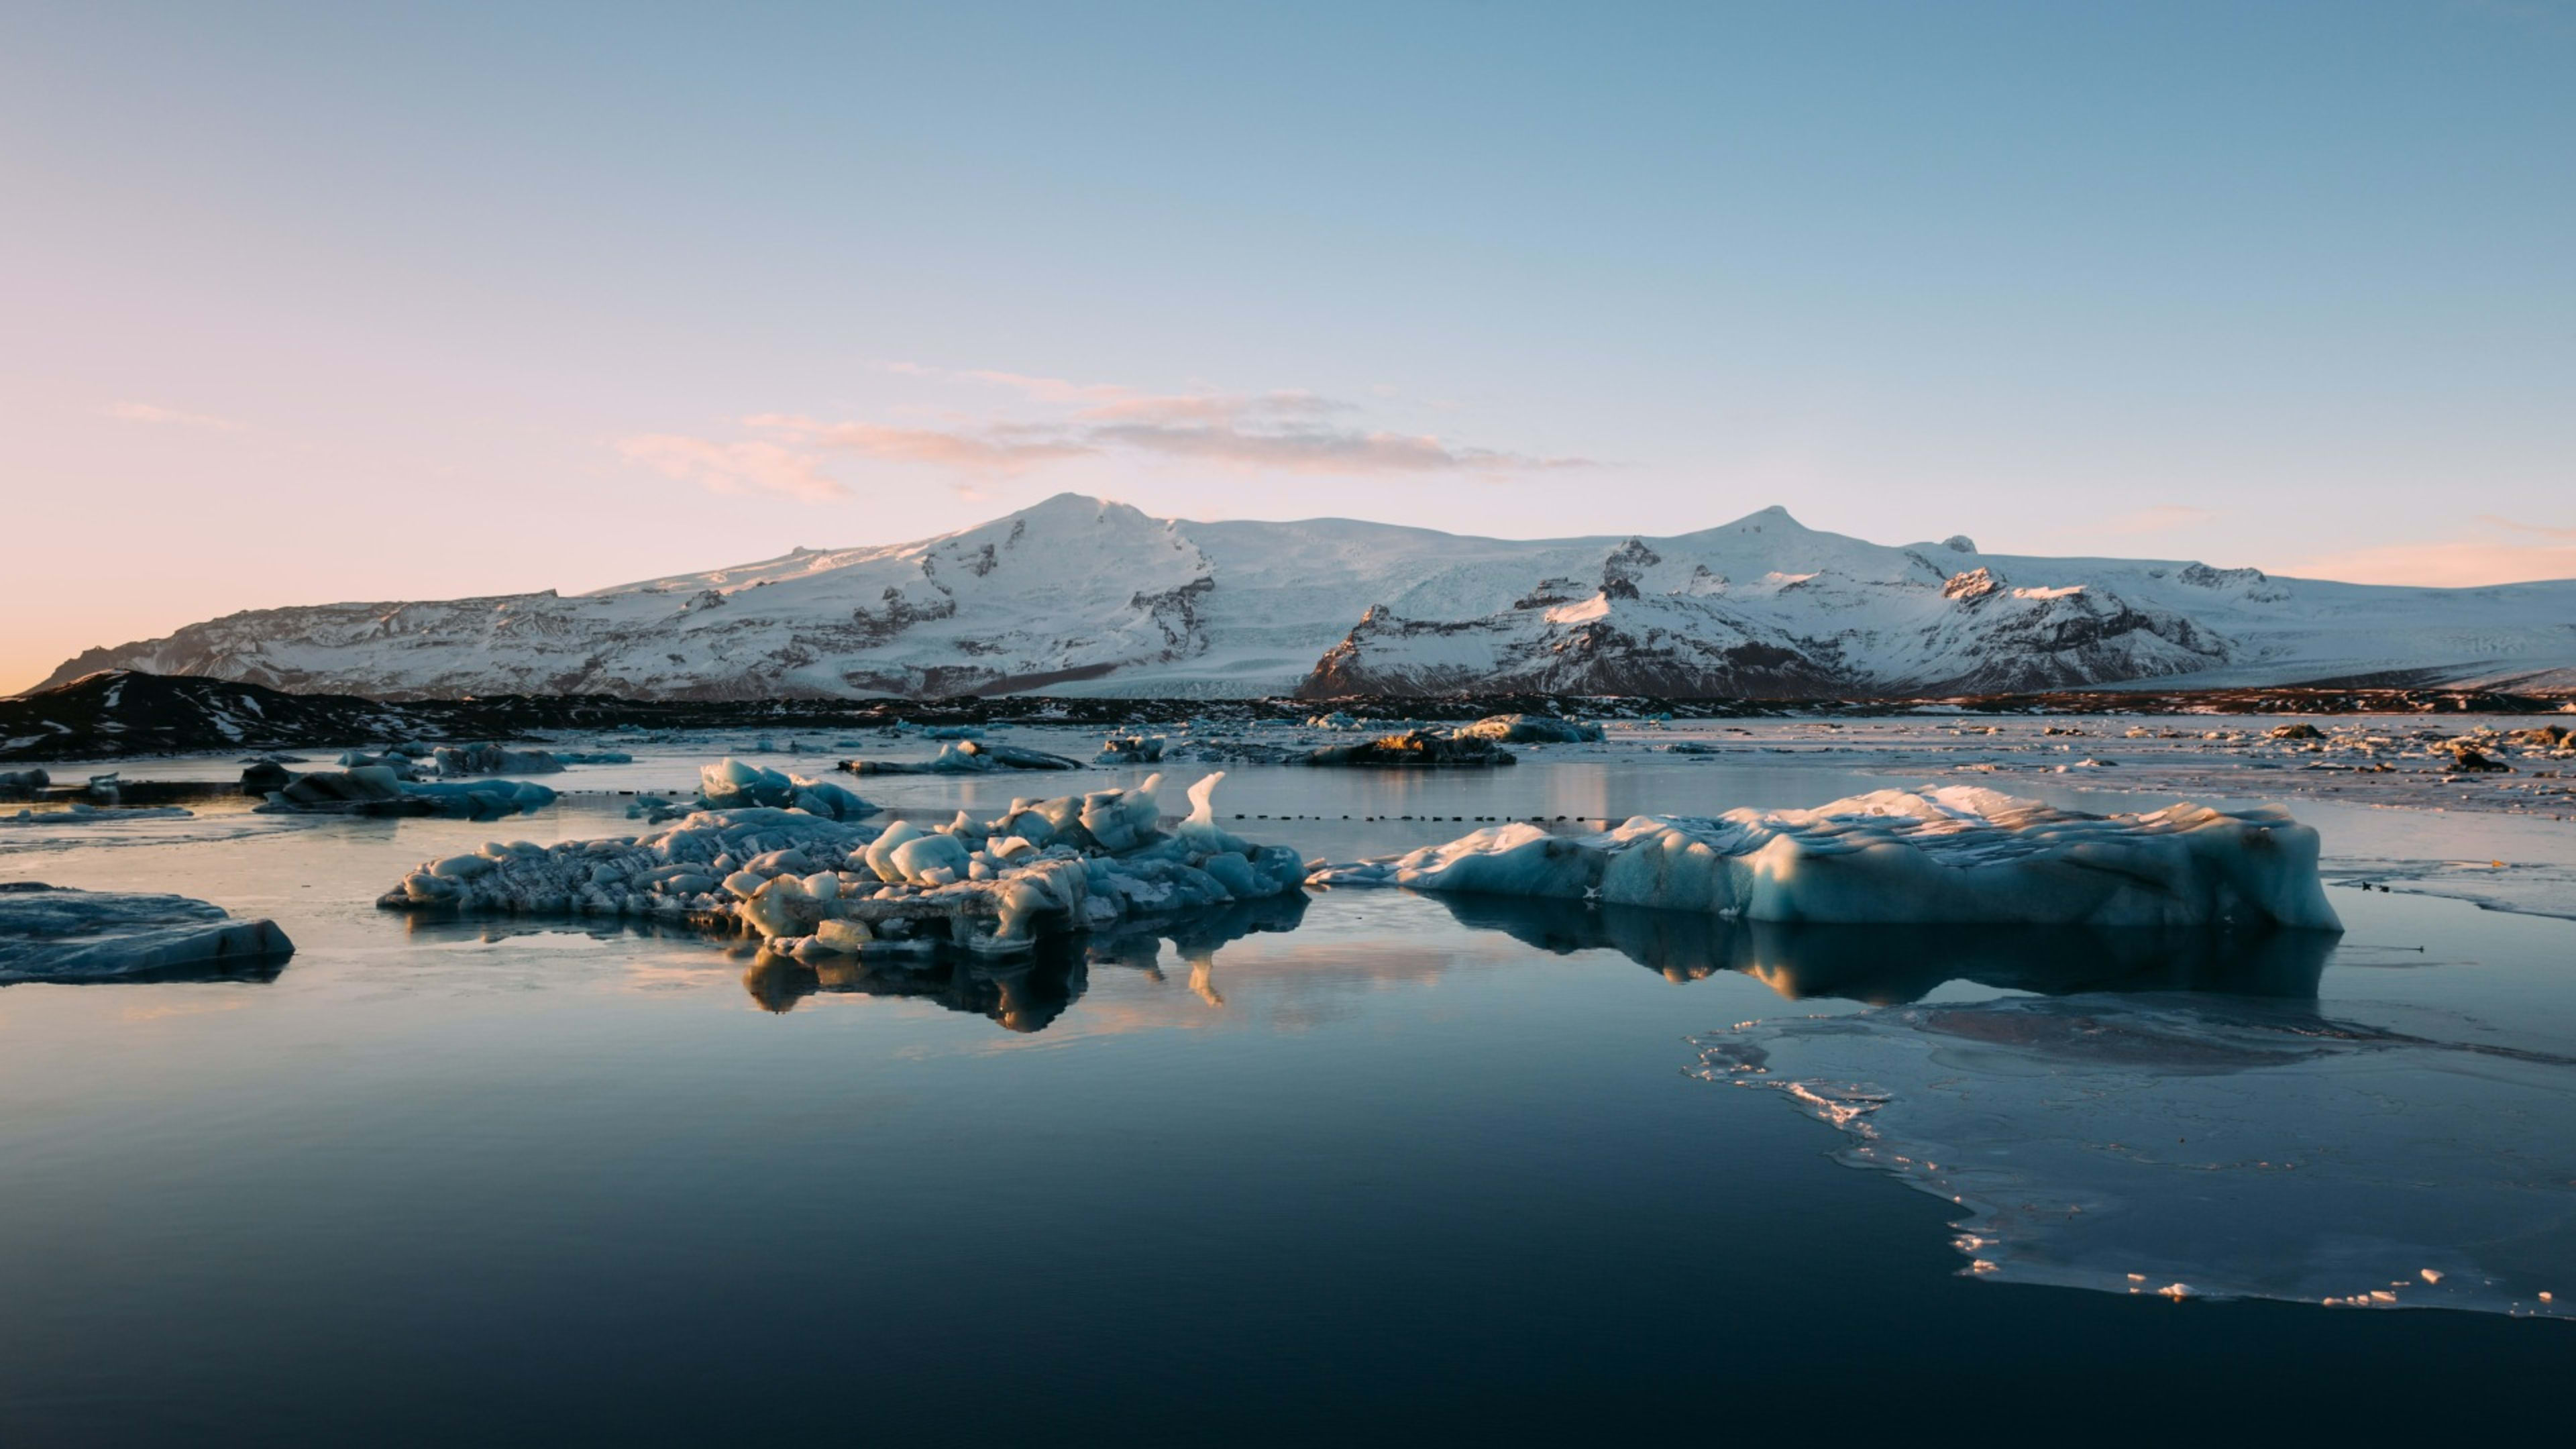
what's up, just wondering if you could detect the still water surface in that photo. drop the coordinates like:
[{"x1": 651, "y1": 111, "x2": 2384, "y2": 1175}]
[{"x1": 2, "y1": 749, "x2": 2569, "y2": 1442}]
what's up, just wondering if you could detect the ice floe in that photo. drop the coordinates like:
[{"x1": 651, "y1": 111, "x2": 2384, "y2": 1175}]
[
  {"x1": 694, "y1": 759, "x2": 877, "y2": 819},
  {"x1": 1694, "y1": 993, "x2": 2574, "y2": 1319},
  {"x1": 0, "y1": 881, "x2": 294, "y2": 982},
  {"x1": 1454, "y1": 713, "x2": 1603, "y2": 744},
  {"x1": 839, "y1": 741, "x2": 1082, "y2": 775},
  {"x1": 253, "y1": 765, "x2": 560, "y2": 818},
  {"x1": 1309, "y1": 785, "x2": 2341, "y2": 929},
  {"x1": 380, "y1": 771, "x2": 1305, "y2": 957}
]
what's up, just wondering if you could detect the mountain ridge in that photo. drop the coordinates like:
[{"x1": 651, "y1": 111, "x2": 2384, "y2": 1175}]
[{"x1": 38, "y1": 492, "x2": 2576, "y2": 700}]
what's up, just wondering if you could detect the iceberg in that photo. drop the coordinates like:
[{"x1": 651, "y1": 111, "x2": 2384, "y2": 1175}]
[
  {"x1": 1303, "y1": 729, "x2": 1517, "y2": 767},
  {"x1": 696, "y1": 758, "x2": 876, "y2": 820},
  {"x1": 0, "y1": 769, "x2": 50, "y2": 800},
  {"x1": 1454, "y1": 713, "x2": 1604, "y2": 744},
  {"x1": 380, "y1": 771, "x2": 1305, "y2": 958},
  {"x1": 1309, "y1": 786, "x2": 2341, "y2": 930},
  {"x1": 431, "y1": 743, "x2": 564, "y2": 777},
  {"x1": 838, "y1": 741, "x2": 1082, "y2": 775},
  {"x1": 1097, "y1": 734, "x2": 1167, "y2": 764},
  {"x1": 253, "y1": 765, "x2": 559, "y2": 818},
  {"x1": 0, "y1": 882, "x2": 294, "y2": 982}
]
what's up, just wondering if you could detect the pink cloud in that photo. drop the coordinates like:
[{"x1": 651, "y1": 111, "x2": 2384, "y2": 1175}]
[
  {"x1": 617, "y1": 434, "x2": 847, "y2": 502},
  {"x1": 745, "y1": 414, "x2": 1095, "y2": 473},
  {"x1": 623, "y1": 366, "x2": 1595, "y2": 496},
  {"x1": 1093, "y1": 422, "x2": 1592, "y2": 474}
]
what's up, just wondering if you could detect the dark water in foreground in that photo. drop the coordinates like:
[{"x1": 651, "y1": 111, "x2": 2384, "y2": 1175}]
[{"x1": 1, "y1": 757, "x2": 2570, "y2": 1444}]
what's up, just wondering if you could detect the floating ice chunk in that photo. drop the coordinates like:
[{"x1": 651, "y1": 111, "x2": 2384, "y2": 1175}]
[
  {"x1": 839, "y1": 741, "x2": 1082, "y2": 775},
  {"x1": 1694, "y1": 994, "x2": 2576, "y2": 1320},
  {"x1": 1098, "y1": 734, "x2": 1166, "y2": 764},
  {"x1": 1304, "y1": 730, "x2": 1516, "y2": 767},
  {"x1": 380, "y1": 773, "x2": 1303, "y2": 958},
  {"x1": 0, "y1": 882, "x2": 294, "y2": 982},
  {"x1": 1309, "y1": 786, "x2": 2342, "y2": 930},
  {"x1": 696, "y1": 757, "x2": 876, "y2": 820},
  {"x1": 1454, "y1": 713, "x2": 1603, "y2": 744},
  {"x1": 255, "y1": 767, "x2": 558, "y2": 818},
  {"x1": 431, "y1": 743, "x2": 565, "y2": 777},
  {"x1": 0, "y1": 769, "x2": 51, "y2": 799}
]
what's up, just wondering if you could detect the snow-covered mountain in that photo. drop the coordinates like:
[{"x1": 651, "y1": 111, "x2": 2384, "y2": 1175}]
[{"x1": 36, "y1": 493, "x2": 2576, "y2": 700}]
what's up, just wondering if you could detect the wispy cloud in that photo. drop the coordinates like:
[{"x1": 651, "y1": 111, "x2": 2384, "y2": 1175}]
[
  {"x1": 623, "y1": 368, "x2": 1595, "y2": 499},
  {"x1": 1091, "y1": 421, "x2": 1589, "y2": 474},
  {"x1": 100, "y1": 400, "x2": 244, "y2": 431},
  {"x1": 618, "y1": 435, "x2": 849, "y2": 502},
  {"x1": 746, "y1": 414, "x2": 1095, "y2": 474}
]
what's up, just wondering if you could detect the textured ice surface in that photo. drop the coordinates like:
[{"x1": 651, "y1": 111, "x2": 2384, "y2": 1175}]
[
  {"x1": 256, "y1": 765, "x2": 559, "y2": 818},
  {"x1": 1311, "y1": 786, "x2": 2341, "y2": 929},
  {"x1": 382, "y1": 771, "x2": 1304, "y2": 956},
  {"x1": 0, "y1": 882, "x2": 294, "y2": 982},
  {"x1": 1454, "y1": 714, "x2": 1604, "y2": 744},
  {"x1": 695, "y1": 758, "x2": 875, "y2": 819},
  {"x1": 1695, "y1": 994, "x2": 2574, "y2": 1318}
]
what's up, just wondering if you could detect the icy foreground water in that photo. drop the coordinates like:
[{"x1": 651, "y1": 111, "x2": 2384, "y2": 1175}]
[{"x1": 1, "y1": 717, "x2": 2570, "y2": 1440}]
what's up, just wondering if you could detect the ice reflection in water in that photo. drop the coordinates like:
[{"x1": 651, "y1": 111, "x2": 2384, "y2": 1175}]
[
  {"x1": 1432, "y1": 896, "x2": 2335, "y2": 1003},
  {"x1": 441, "y1": 895, "x2": 1315, "y2": 1032}
]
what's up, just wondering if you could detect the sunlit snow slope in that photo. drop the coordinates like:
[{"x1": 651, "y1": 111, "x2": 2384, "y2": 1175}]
[{"x1": 38, "y1": 493, "x2": 2576, "y2": 699}]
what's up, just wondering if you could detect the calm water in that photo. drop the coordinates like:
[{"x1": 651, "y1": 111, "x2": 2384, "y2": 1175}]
[{"x1": 3, "y1": 740, "x2": 2569, "y2": 1444}]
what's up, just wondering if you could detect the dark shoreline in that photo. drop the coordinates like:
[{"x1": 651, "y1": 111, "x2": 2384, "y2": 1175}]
[{"x1": 5, "y1": 668, "x2": 2570, "y2": 764}]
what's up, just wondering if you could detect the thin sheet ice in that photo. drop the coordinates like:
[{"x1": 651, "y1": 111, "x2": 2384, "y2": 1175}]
[{"x1": 1694, "y1": 994, "x2": 2573, "y2": 1319}]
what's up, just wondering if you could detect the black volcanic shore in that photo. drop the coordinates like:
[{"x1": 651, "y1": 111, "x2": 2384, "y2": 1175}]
[{"x1": 4, "y1": 669, "x2": 2572, "y2": 765}]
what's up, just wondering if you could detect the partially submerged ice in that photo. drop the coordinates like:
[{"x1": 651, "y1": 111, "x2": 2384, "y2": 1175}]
[
  {"x1": 696, "y1": 759, "x2": 876, "y2": 820},
  {"x1": 1695, "y1": 994, "x2": 2573, "y2": 1319},
  {"x1": 1309, "y1": 785, "x2": 2341, "y2": 930},
  {"x1": 253, "y1": 765, "x2": 559, "y2": 819},
  {"x1": 838, "y1": 741, "x2": 1081, "y2": 775},
  {"x1": 0, "y1": 882, "x2": 294, "y2": 982},
  {"x1": 381, "y1": 771, "x2": 1305, "y2": 957},
  {"x1": 1454, "y1": 713, "x2": 1603, "y2": 744}
]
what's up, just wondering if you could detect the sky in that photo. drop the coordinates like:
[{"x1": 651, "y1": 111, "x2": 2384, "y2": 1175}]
[{"x1": 3, "y1": 0, "x2": 2572, "y2": 693}]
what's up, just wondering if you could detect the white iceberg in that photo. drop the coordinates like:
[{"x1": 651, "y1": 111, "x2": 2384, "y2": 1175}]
[
  {"x1": 0, "y1": 882, "x2": 295, "y2": 981},
  {"x1": 696, "y1": 758, "x2": 876, "y2": 820},
  {"x1": 382, "y1": 771, "x2": 1305, "y2": 957},
  {"x1": 1454, "y1": 713, "x2": 1604, "y2": 744},
  {"x1": 1308, "y1": 785, "x2": 2341, "y2": 930}
]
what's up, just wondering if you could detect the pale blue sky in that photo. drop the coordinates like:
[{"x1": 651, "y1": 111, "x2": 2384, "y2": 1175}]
[{"x1": 3, "y1": 1, "x2": 2571, "y2": 690}]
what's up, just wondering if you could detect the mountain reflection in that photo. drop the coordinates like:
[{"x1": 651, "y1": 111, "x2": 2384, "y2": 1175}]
[
  {"x1": 1429, "y1": 896, "x2": 2334, "y2": 1004},
  {"x1": 743, "y1": 894, "x2": 1311, "y2": 1030}
]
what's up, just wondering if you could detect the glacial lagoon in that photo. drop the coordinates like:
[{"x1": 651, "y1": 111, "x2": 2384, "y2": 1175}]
[{"x1": 2, "y1": 719, "x2": 2570, "y2": 1442}]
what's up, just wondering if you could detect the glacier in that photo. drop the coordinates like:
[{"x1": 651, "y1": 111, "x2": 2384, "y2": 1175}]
[
  {"x1": 1307, "y1": 786, "x2": 2342, "y2": 930},
  {"x1": 35, "y1": 492, "x2": 2576, "y2": 702}
]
